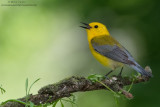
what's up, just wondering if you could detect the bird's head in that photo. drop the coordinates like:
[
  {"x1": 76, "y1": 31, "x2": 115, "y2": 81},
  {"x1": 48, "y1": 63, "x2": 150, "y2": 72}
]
[{"x1": 80, "y1": 22, "x2": 110, "y2": 38}]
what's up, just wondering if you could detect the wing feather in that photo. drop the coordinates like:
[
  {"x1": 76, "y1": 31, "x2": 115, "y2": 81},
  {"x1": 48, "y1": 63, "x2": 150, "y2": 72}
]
[{"x1": 91, "y1": 36, "x2": 135, "y2": 65}]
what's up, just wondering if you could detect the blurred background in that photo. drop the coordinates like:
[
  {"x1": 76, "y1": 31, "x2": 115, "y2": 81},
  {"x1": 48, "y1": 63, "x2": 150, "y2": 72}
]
[{"x1": 0, "y1": 0, "x2": 160, "y2": 107}]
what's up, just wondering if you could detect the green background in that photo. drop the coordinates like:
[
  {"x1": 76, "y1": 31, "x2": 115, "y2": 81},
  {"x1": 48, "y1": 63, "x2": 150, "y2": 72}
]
[{"x1": 0, "y1": 0, "x2": 160, "y2": 107}]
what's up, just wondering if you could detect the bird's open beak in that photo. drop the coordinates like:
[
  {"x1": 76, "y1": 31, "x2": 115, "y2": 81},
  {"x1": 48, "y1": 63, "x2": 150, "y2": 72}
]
[{"x1": 80, "y1": 22, "x2": 92, "y2": 29}]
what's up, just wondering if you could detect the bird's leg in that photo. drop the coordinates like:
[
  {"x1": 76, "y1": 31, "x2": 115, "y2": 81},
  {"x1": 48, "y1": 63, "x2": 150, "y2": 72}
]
[
  {"x1": 118, "y1": 67, "x2": 124, "y2": 76},
  {"x1": 105, "y1": 70, "x2": 113, "y2": 77}
]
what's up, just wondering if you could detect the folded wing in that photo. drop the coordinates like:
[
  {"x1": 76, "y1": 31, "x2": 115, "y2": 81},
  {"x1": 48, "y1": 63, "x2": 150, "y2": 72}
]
[
  {"x1": 91, "y1": 35, "x2": 135, "y2": 65},
  {"x1": 91, "y1": 35, "x2": 152, "y2": 77}
]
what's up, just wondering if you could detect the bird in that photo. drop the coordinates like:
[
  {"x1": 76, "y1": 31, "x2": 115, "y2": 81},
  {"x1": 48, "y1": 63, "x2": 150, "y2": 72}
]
[{"x1": 80, "y1": 22, "x2": 152, "y2": 77}]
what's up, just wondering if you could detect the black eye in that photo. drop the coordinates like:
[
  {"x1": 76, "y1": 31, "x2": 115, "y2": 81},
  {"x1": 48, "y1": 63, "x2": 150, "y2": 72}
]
[{"x1": 94, "y1": 25, "x2": 98, "y2": 28}]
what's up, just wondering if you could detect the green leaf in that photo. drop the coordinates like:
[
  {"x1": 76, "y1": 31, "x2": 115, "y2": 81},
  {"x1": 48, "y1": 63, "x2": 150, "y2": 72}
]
[
  {"x1": 25, "y1": 78, "x2": 40, "y2": 106},
  {"x1": 70, "y1": 93, "x2": 76, "y2": 103},
  {"x1": 114, "y1": 95, "x2": 119, "y2": 106},
  {"x1": 114, "y1": 93, "x2": 120, "y2": 98},
  {"x1": 28, "y1": 78, "x2": 40, "y2": 95},
  {"x1": 52, "y1": 99, "x2": 59, "y2": 107},
  {"x1": 88, "y1": 74, "x2": 104, "y2": 82},
  {"x1": 29, "y1": 101, "x2": 35, "y2": 107},
  {"x1": 25, "y1": 78, "x2": 28, "y2": 96},
  {"x1": 0, "y1": 85, "x2": 6, "y2": 94},
  {"x1": 0, "y1": 99, "x2": 27, "y2": 106},
  {"x1": 127, "y1": 78, "x2": 134, "y2": 92},
  {"x1": 62, "y1": 99, "x2": 75, "y2": 104},
  {"x1": 60, "y1": 100, "x2": 64, "y2": 107}
]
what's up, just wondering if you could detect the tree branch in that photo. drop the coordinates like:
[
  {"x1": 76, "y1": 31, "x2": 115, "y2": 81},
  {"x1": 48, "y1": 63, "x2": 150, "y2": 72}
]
[{"x1": 1, "y1": 66, "x2": 152, "y2": 107}]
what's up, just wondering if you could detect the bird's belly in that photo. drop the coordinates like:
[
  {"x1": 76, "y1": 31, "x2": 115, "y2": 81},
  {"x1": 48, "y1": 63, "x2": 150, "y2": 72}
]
[{"x1": 91, "y1": 49, "x2": 123, "y2": 70}]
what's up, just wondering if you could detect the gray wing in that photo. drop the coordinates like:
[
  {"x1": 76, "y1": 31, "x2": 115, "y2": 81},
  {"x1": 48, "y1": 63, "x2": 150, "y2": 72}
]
[
  {"x1": 91, "y1": 36, "x2": 152, "y2": 76},
  {"x1": 92, "y1": 42, "x2": 135, "y2": 65}
]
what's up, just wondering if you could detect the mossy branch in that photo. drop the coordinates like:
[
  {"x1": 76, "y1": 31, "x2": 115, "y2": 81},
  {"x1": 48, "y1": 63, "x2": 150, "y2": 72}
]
[{"x1": 0, "y1": 67, "x2": 152, "y2": 107}]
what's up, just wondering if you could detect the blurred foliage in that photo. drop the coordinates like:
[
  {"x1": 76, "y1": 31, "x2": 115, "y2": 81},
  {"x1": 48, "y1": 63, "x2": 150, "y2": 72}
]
[{"x1": 0, "y1": 0, "x2": 160, "y2": 107}]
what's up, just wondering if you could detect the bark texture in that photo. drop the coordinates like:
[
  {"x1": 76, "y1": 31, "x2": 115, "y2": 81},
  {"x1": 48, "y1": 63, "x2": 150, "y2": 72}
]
[{"x1": 1, "y1": 74, "x2": 151, "y2": 107}]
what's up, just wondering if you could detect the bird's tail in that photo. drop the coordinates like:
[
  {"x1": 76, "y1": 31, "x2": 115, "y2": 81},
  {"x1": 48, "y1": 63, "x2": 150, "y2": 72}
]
[{"x1": 130, "y1": 63, "x2": 152, "y2": 77}]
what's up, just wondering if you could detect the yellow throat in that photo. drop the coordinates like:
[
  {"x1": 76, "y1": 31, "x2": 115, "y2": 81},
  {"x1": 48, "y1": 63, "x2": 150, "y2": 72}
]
[{"x1": 86, "y1": 22, "x2": 110, "y2": 41}]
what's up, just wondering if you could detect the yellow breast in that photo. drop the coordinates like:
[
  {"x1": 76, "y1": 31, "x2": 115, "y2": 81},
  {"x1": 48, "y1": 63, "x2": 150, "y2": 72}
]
[
  {"x1": 84, "y1": 22, "x2": 123, "y2": 70},
  {"x1": 89, "y1": 43, "x2": 123, "y2": 70}
]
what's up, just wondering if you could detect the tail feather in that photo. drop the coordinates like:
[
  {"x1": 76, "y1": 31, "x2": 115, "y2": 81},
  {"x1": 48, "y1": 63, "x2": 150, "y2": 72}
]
[{"x1": 130, "y1": 64, "x2": 152, "y2": 77}]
